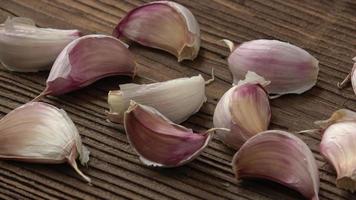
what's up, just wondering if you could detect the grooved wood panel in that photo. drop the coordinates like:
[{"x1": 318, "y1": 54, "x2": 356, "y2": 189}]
[{"x1": 0, "y1": 0, "x2": 355, "y2": 199}]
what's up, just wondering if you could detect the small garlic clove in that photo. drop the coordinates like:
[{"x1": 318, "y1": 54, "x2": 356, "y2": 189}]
[
  {"x1": 34, "y1": 34, "x2": 136, "y2": 101},
  {"x1": 107, "y1": 75, "x2": 206, "y2": 124},
  {"x1": 0, "y1": 17, "x2": 80, "y2": 72},
  {"x1": 113, "y1": 1, "x2": 200, "y2": 61},
  {"x1": 0, "y1": 102, "x2": 90, "y2": 183},
  {"x1": 316, "y1": 109, "x2": 356, "y2": 192},
  {"x1": 213, "y1": 71, "x2": 271, "y2": 149},
  {"x1": 232, "y1": 130, "x2": 320, "y2": 200},
  {"x1": 223, "y1": 39, "x2": 319, "y2": 96},
  {"x1": 124, "y1": 101, "x2": 212, "y2": 167}
]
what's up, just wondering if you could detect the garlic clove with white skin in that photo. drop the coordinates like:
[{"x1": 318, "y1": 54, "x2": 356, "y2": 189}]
[
  {"x1": 124, "y1": 101, "x2": 214, "y2": 167},
  {"x1": 223, "y1": 39, "x2": 319, "y2": 96},
  {"x1": 0, "y1": 102, "x2": 90, "y2": 183},
  {"x1": 107, "y1": 75, "x2": 207, "y2": 124},
  {"x1": 33, "y1": 34, "x2": 136, "y2": 101},
  {"x1": 0, "y1": 17, "x2": 80, "y2": 72},
  {"x1": 113, "y1": 1, "x2": 200, "y2": 61},
  {"x1": 213, "y1": 71, "x2": 271, "y2": 149},
  {"x1": 232, "y1": 130, "x2": 320, "y2": 200}
]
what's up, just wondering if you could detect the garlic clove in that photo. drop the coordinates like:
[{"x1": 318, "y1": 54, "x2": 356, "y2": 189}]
[
  {"x1": 124, "y1": 101, "x2": 212, "y2": 167},
  {"x1": 113, "y1": 1, "x2": 200, "y2": 61},
  {"x1": 0, "y1": 17, "x2": 80, "y2": 72},
  {"x1": 0, "y1": 102, "x2": 90, "y2": 183},
  {"x1": 232, "y1": 130, "x2": 320, "y2": 200},
  {"x1": 223, "y1": 39, "x2": 319, "y2": 96},
  {"x1": 107, "y1": 75, "x2": 206, "y2": 124},
  {"x1": 316, "y1": 109, "x2": 356, "y2": 192},
  {"x1": 213, "y1": 71, "x2": 271, "y2": 149},
  {"x1": 34, "y1": 34, "x2": 136, "y2": 101},
  {"x1": 337, "y1": 57, "x2": 356, "y2": 95}
]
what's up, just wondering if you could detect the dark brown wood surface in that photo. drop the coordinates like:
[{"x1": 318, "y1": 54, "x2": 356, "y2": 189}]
[{"x1": 0, "y1": 0, "x2": 355, "y2": 199}]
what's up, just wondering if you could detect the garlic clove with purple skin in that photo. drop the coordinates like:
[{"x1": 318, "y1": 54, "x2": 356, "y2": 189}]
[
  {"x1": 0, "y1": 17, "x2": 80, "y2": 72},
  {"x1": 223, "y1": 39, "x2": 319, "y2": 96},
  {"x1": 124, "y1": 101, "x2": 214, "y2": 167},
  {"x1": 232, "y1": 130, "x2": 320, "y2": 200},
  {"x1": 213, "y1": 71, "x2": 271, "y2": 149},
  {"x1": 33, "y1": 34, "x2": 136, "y2": 101},
  {"x1": 0, "y1": 102, "x2": 90, "y2": 183},
  {"x1": 113, "y1": 1, "x2": 200, "y2": 62}
]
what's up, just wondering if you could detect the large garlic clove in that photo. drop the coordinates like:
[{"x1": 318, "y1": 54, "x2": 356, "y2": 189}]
[
  {"x1": 0, "y1": 17, "x2": 80, "y2": 72},
  {"x1": 232, "y1": 130, "x2": 320, "y2": 200},
  {"x1": 113, "y1": 1, "x2": 200, "y2": 61},
  {"x1": 107, "y1": 75, "x2": 206, "y2": 124},
  {"x1": 213, "y1": 71, "x2": 271, "y2": 149},
  {"x1": 0, "y1": 102, "x2": 90, "y2": 183},
  {"x1": 223, "y1": 39, "x2": 319, "y2": 95},
  {"x1": 124, "y1": 101, "x2": 212, "y2": 167},
  {"x1": 34, "y1": 34, "x2": 136, "y2": 101},
  {"x1": 316, "y1": 109, "x2": 356, "y2": 192}
]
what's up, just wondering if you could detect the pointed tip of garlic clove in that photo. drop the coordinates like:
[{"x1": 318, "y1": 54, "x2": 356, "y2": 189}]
[
  {"x1": 314, "y1": 109, "x2": 356, "y2": 129},
  {"x1": 113, "y1": 1, "x2": 200, "y2": 61},
  {"x1": 221, "y1": 39, "x2": 236, "y2": 52}
]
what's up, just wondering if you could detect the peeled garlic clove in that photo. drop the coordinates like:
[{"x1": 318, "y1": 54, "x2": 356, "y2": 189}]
[
  {"x1": 316, "y1": 109, "x2": 356, "y2": 191},
  {"x1": 107, "y1": 75, "x2": 206, "y2": 124},
  {"x1": 213, "y1": 71, "x2": 271, "y2": 149},
  {"x1": 0, "y1": 17, "x2": 80, "y2": 72},
  {"x1": 223, "y1": 39, "x2": 319, "y2": 95},
  {"x1": 232, "y1": 130, "x2": 320, "y2": 200},
  {"x1": 113, "y1": 1, "x2": 200, "y2": 61},
  {"x1": 0, "y1": 102, "x2": 90, "y2": 183},
  {"x1": 124, "y1": 101, "x2": 212, "y2": 167},
  {"x1": 34, "y1": 34, "x2": 136, "y2": 100}
]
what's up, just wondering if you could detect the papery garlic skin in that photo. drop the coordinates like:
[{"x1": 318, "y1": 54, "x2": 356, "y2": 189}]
[
  {"x1": 34, "y1": 34, "x2": 136, "y2": 100},
  {"x1": 213, "y1": 71, "x2": 271, "y2": 149},
  {"x1": 0, "y1": 17, "x2": 80, "y2": 72},
  {"x1": 113, "y1": 1, "x2": 200, "y2": 61},
  {"x1": 232, "y1": 130, "x2": 320, "y2": 200},
  {"x1": 0, "y1": 102, "x2": 90, "y2": 183},
  {"x1": 124, "y1": 101, "x2": 211, "y2": 167},
  {"x1": 108, "y1": 75, "x2": 206, "y2": 124},
  {"x1": 224, "y1": 39, "x2": 319, "y2": 95}
]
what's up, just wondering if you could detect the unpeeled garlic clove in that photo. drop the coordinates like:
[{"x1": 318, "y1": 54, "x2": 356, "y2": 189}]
[
  {"x1": 223, "y1": 39, "x2": 319, "y2": 95},
  {"x1": 213, "y1": 71, "x2": 271, "y2": 149},
  {"x1": 113, "y1": 1, "x2": 200, "y2": 61},
  {"x1": 232, "y1": 130, "x2": 320, "y2": 200},
  {"x1": 0, "y1": 102, "x2": 90, "y2": 183},
  {"x1": 33, "y1": 34, "x2": 136, "y2": 101},
  {"x1": 316, "y1": 109, "x2": 356, "y2": 192},
  {"x1": 107, "y1": 75, "x2": 206, "y2": 124},
  {"x1": 124, "y1": 101, "x2": 213, "y2": 167},
  {"x1": 0, "y1": 17, "x2": 80, "y2": 72}
]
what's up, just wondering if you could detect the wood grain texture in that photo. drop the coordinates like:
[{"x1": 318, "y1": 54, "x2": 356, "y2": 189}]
[{"x1": 0, "y1": 0, "x2": 355, "y2": 199}]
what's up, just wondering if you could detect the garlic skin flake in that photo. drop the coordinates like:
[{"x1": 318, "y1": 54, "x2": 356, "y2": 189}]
[
  {"x1": 338, "y1": 57, "x2": 356, "y2": 94},
  {"x1": 124, "y1": 101, "x2": 211, "y2": 167},
  {"x1": 113, "y1": 1, "x2": 200, "y2": 61},
  {"x1": 0, "y1": 17, "x2": 80, "y2": 72},
  {"x1": 316, "y1": 109, "x2": 356, "y2": 192},
  {"x1": 232, "y1": 130, "x2": 320, "y2": 200},
  {"x1": 34, "y1": 34, "x2": 136, "y2": 100},
  {"x1": 213, "y1": 71, "x2": 271, "y2": 149},
  {"x1": 0, "y1": 102, "x2": 90, "y2": 183},
  {"x1": 223, "y1": 39, "x2": 319, "y2": 95},
  {"x1": 108, "y1": 75, "x2": 206, "y2": 124}
]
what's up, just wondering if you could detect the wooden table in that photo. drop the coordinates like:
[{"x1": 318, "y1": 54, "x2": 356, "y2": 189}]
[{"x1": 0, "y1": 0, "x2": 355, "y2": 199}]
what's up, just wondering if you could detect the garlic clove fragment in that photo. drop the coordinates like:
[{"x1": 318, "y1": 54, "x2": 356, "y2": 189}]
[
  {"x1": 0, "y1": 17, "x2": 80, "y2": 72},
  {"x1": 107, "y1": 75, "x2": 206, "y2": 124},
  {"x1": 213, "y1": 71, "x2": 271, "y2": 149},
  {"x1": 223, "y1": 39, "x2": 319, "y2": 96},
  {"x1": 232, "y1": 130, "x2": 320, "y2": 200},
  {"x1": 113, "y1": 1, "x2": 200, "y2": 61},
  {"x1": 34, "y1": 34, "x2": 136, "y2": 101},
  {"x1": 0, "y1": 102, "x2": 90, "y2": 183},
  {"x1": 124, "y1": 101, "x2": 212, "y2": 167}
]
